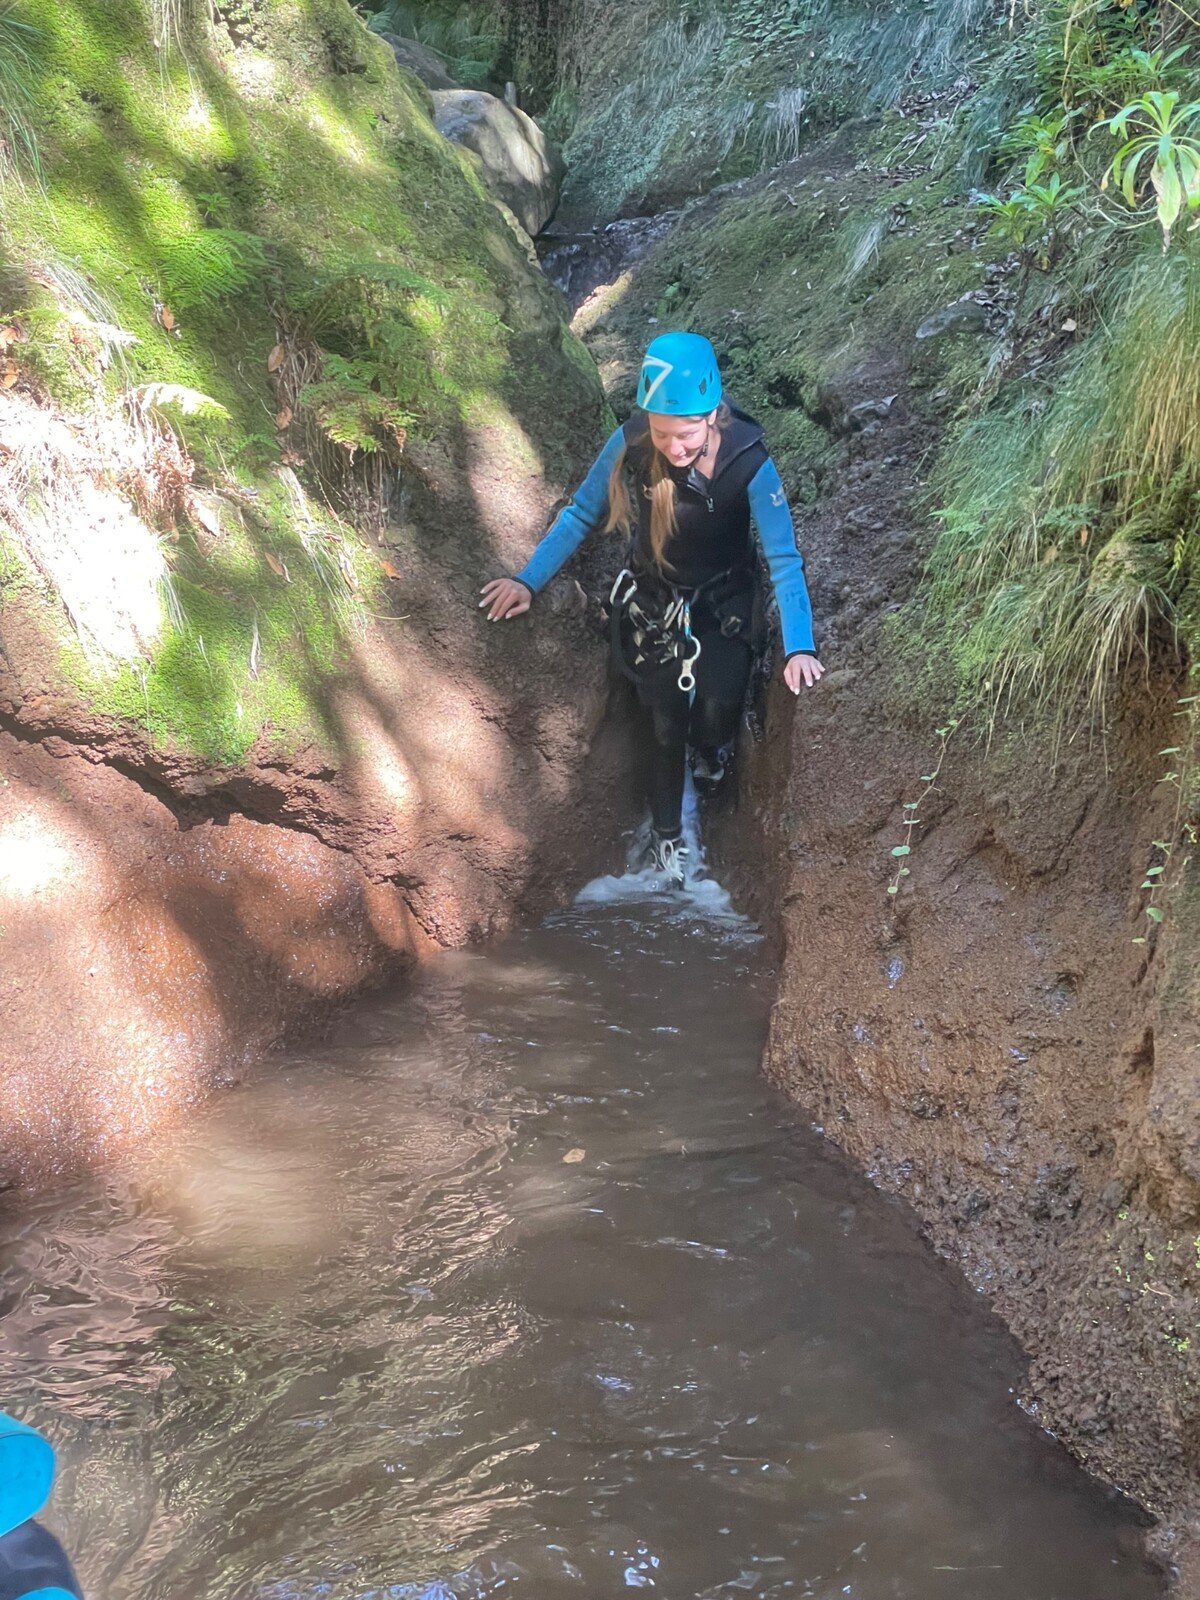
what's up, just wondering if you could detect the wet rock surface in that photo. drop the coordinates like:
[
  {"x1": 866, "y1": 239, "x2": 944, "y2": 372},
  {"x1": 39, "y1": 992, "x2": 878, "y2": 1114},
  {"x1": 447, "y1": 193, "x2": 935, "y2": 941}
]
[
  {"x1": 433, "y1": 89, "x2": 565, "y2": 237},
  {"x1": 539, "y1": 213, "x2": 682, "y2": 313},
  {"x1": 377, "y1": 32, "x2": 458, "y2": 90}
]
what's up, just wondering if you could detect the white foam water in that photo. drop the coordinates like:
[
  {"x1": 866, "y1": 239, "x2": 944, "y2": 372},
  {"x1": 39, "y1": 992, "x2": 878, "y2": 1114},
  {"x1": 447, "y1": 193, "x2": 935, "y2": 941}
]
[{"x1": 573, "y1": 776, "x2": 755, "y2": 928}]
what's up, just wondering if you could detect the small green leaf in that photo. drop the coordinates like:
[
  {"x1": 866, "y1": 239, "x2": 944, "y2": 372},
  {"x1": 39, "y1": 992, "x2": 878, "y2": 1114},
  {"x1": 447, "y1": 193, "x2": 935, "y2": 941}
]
[
  {"x1": 1146, "y1": 906, "x2": 1165, "y2": 923},
  {"x1": 1132, "y1": 936, "x2": 1147, "y2": 945},
  {"x1": 919, "y1": 774, "x2": 935, "y2": 782},
  {"x1": 892, "y1": 845, "x2": 911, "y2": 857},
  {"x1": 887, "y1": 884, "x2": 899, "y2": 895},
  {"x1": 900, "y1": 867, "x2": 910, "y2": 876},
  {"x1": 1158, "y1": 747, "x2": 1181, "y2": 755},
  {"x1": 1144, "y1": 864, "x2": 1165, "y2": 876},
  {"x1": 903, "y1": 801, "x2": 920, "y2": 810}
]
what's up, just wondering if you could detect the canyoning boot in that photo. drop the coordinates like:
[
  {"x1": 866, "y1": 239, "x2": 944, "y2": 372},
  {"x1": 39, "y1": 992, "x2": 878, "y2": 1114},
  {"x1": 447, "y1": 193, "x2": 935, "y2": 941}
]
[
  {"x1": 649, "y1": 830, "x2": 690, "y2": 888},
  {"x1": 691, "y1": 746, "x2": 729, "y2": 799}
]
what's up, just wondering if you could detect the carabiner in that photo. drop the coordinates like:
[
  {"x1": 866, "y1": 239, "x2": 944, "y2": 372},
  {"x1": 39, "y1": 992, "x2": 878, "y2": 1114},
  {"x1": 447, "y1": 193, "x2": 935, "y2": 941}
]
[{"x1": 677, "y1": 603, "x2": 701, "y2": 693}]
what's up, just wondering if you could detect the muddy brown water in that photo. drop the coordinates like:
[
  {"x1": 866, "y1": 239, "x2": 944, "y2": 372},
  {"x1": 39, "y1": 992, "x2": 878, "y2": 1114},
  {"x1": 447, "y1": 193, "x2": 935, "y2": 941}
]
[{"x1": 0, "y1": 889, "x2": 1162, "y2": 1599}]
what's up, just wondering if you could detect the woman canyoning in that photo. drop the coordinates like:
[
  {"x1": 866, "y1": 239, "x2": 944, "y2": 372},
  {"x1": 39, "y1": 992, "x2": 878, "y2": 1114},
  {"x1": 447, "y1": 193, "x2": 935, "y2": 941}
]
[{"x1": 480, "y1": 332, "x2": 823, "y2": 885}]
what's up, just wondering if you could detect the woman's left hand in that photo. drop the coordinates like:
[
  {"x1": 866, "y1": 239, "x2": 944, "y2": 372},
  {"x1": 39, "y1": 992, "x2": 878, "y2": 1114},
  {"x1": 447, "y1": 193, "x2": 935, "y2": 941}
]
[{"x1": 784, "y1": 653, "x2": 825, "y2": 693}]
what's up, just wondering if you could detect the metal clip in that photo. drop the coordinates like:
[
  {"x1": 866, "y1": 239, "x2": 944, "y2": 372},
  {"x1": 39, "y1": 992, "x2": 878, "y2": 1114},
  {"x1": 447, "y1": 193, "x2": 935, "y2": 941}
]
[{"x1": 677, "y1": 602, "x2": 700, "y2": 692}]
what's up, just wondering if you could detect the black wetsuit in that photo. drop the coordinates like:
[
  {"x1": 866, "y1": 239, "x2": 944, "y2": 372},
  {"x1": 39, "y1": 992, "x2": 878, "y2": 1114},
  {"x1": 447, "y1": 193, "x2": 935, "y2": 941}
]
[
  {"x1": 619, "y1": 411, "x2": 763, "y2": 837},
  {"x1": 516, "y1": 406, "x2": 817, "y2": 840},
  {"x1": 0, "y1": 1519, "x2": 84, "y2": 1600}
]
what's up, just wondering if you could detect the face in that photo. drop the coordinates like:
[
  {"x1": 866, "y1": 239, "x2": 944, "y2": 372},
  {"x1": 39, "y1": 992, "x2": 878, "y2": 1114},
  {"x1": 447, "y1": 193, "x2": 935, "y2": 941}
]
[{"x1": 647, "y1": 409, "x2": 718, "y2": 468}]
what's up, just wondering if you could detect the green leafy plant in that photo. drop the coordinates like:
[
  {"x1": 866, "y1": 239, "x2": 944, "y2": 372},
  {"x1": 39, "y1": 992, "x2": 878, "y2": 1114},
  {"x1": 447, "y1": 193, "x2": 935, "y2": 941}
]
[
  {"x1": 1055, "y1": 0, "x2": 1161, "y2": 114},
  {"x1": 1067, "y1": 40, "x2": 1192, "y2": 118},
  {"x1": 1000, "y1": 109, "x2": 1073, "y2": 184},
  {"x1": 887, "y1": 718, "x2": 959, "y2": 899},
  {"x1": 158, "y1": 227, "x2": 267, "y2": 312},
  {"x1": 299, "y1": 353, "x2": 413, "y2": 456},
  {"x1": 1100, "y1": 90, "x2": 1200, "y2": 247},
  {"x1": 977, "y1": 172, "x2": 1084, "y2": 266},
  {"x1": 293, "y1": 256, "x2": 447, "y2": 339}
]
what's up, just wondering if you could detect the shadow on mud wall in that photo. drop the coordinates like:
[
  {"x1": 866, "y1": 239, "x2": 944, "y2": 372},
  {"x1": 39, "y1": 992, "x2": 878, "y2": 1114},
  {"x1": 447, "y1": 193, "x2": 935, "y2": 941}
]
[{"x1": 0, "y1": 390, "x2": 633, "y2": 1188}]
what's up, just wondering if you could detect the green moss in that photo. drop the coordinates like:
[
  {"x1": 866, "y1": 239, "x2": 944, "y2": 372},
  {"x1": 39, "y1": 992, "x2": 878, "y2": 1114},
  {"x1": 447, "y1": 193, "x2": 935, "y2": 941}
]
[{"x1": 0, "y1": 0, "x2": 599, "y2": 761}]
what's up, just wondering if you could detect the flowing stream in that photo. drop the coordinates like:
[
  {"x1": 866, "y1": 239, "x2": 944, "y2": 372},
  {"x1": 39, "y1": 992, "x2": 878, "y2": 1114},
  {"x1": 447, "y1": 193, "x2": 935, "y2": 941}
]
[{"x1": 0, "y1": 876, "x2": 1161, "y2": 1599}]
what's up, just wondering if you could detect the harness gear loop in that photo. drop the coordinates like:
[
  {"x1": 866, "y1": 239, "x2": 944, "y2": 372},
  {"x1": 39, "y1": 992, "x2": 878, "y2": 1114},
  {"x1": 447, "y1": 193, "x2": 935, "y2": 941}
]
[{"x1": 677, "y1": 602, "x2": 700, "y2": 693}]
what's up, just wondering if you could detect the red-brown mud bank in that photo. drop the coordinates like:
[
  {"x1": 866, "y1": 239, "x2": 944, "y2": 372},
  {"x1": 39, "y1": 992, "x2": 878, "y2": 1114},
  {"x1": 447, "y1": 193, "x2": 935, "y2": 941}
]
[
  {"x1": 0, "y1": 480, "x2": 623, "y2": 1190},
  {"x1": 721, "y1": 356, "x2": 1200, "y2": 1588}
]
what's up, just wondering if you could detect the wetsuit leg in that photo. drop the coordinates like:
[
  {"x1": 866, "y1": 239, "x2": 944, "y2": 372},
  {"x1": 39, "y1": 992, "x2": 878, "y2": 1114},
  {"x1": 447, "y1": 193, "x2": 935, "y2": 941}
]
[
  {"x1": 633, "y1": 664, "x2": 690, "y2": 837},
  {"x1": 688, "y1": 627, "x2": 752, "y2": 761}
]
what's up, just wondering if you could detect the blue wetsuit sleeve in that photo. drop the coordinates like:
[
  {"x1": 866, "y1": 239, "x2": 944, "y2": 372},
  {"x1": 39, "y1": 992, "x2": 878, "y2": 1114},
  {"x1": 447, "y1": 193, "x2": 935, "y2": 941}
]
[
  {"x1": 747, "y1": 457, "x2": 817, "y2": 657},
  {"x1": 514, "y1": 426, "x2": 626, "y2": 593}
]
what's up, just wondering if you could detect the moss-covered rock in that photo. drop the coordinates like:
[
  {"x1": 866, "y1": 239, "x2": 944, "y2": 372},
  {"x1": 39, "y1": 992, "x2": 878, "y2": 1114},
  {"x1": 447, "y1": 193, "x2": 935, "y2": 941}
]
[{"x1": 0, "y1": 0, "x2": 603, "y2": 762}]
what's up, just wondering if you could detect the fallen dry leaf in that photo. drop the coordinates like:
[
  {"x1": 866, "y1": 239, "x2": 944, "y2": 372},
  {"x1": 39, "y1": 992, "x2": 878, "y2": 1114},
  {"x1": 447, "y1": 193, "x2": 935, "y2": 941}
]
[
  {"x1": 160, "y1": 306, "x2": 176, "y2": 332},
  {"x1": 0, "y1": 325, "x2": 21, "y2": 350},
  {"x1": 188, "y1": 495, "x2": 223, "y2": 539},
  {"x1": 0, "y1": 360, "x2": 18, "y2": 389},
  {"x1": 379, "y1": 558, "x2": 401, "y2": 579},
  {"x1": 264, "y1": 550, "x2": 289, "y2": 579},
  {"x1": 267, "y1": 342, "x2": 286, "y2": 373},
  {"x1": 562, "y1": 1148, "x2": 586, "y2": 1164},
  {"x1": 275, "y1": 405, "x2": 293, "y2": 429}
]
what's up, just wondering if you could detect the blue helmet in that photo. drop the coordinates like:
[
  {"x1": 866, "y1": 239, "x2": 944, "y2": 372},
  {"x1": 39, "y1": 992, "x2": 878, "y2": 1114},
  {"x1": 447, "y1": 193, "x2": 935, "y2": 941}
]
[
  {"x1": 636, "y1": 331, "x2": 723, "y2": 416},
  {"x1": 0, "y1": 1413, "x2": 55, "y2": 1539}
]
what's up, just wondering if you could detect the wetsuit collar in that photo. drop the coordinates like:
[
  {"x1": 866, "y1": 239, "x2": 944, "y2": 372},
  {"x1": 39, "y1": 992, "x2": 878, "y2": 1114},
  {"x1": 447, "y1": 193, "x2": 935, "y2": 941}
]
[{"x1": 685, "y1": 406, "x2": 764, "y2": 496}]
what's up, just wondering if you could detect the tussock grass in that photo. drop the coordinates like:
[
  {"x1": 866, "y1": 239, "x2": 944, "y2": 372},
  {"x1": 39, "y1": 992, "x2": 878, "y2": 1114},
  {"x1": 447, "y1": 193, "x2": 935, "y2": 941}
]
[
  {"x1": 560, "y1": 0, "x2": 999, "y2": 215},
  {"x1": 927, "y1": 237, "x2": 1200, "y2": 719},
  {"x1": 0, "y1": 390, "x2": 174, "y2": 662},
  {"x1": 0, "y1": 0, "x2": 41, "y2": 180}
]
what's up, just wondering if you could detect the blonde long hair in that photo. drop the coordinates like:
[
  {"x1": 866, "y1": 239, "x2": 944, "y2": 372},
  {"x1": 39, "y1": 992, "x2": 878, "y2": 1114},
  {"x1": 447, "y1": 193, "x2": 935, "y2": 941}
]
[{"x1": 605, "y1": 402, "x2": 731, "y2": 570}]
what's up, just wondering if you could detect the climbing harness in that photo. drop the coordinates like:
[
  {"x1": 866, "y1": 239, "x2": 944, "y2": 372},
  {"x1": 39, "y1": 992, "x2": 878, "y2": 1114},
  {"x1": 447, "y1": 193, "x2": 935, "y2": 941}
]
[
  {"x1": 608, "y1": 564, "x2": 751, "y2": 692},
  {"x1": 609, "y1": 568, "x2": 702, "y2": 692}
]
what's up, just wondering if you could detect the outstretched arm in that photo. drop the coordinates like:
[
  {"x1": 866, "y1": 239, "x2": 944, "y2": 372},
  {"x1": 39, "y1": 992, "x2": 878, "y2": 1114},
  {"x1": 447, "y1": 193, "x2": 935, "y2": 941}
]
[
  {"x1": 520, "y1": 426, "x2": 626, "y2": 592},
  {"x1": 747, "y1": 456, "x2": 823, "y2": 691},
  {"x1": 481, "y1": 425, "x2": 625, "y2": 621}
]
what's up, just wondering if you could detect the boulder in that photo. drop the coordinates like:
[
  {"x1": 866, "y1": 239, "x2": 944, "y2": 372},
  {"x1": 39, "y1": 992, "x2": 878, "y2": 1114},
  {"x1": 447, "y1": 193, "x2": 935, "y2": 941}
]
[
  {"x1": 378, "y1": 32, "x2": 458, "y2": 91},
  {"x1": 432, "y1": 88, "x2": 564, "y2": 238}
]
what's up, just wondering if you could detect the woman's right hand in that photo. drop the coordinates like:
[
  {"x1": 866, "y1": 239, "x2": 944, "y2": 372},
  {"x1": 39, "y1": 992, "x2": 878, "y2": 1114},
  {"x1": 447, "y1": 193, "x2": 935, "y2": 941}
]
[{"x1": 479, "y1": 577, "x2": 533, "y2": 621}]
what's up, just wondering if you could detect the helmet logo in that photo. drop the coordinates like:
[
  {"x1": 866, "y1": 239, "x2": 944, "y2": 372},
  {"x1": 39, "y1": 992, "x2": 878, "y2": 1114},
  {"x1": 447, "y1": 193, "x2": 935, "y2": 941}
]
[{"x1": 639, "y1": 354, "x2": 674, "y2": 406}]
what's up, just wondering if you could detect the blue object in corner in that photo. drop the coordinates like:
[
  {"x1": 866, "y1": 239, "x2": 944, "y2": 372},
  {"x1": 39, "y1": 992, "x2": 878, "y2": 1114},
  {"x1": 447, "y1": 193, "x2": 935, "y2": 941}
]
[
  {"x1": 0, "y1": 1415, "x2": 83, "y2": 1600},
  {"x1": 0, "y1": 1418, "x2": 54, "y2": 1542}
]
